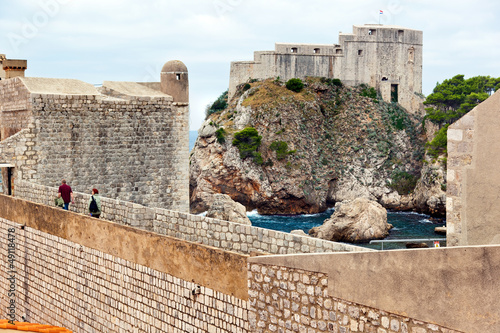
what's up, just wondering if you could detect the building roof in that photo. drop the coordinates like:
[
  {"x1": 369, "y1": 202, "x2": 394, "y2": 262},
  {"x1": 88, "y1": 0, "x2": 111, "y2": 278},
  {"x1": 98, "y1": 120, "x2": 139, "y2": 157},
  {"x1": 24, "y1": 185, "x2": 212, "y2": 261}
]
[
  {"x1": 161, "y1": 60, "x2": 188, "y2": 73},
  {"x1": 102, "y1": 81, "x2": 172, "y2": 98},
  {"x1": 19, "y1": 77, "x2": 99, "y2": 95}
]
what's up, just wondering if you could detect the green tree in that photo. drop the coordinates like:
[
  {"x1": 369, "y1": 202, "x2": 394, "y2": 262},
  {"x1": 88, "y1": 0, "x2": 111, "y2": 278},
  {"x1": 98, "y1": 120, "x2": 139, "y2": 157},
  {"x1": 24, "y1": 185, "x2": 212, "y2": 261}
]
[
  {"x1": 424, "y1": 75, "x2": 500, "y2": 125},
  {"x1": 424, "y1": 75, "x2": 500, "y2": 160},
  {"x1": 205, "y1": 90, "x2": 228, "y2": 119},
  {"x1": 232, "y1": 127, "x2": 263, "y2": 164}
]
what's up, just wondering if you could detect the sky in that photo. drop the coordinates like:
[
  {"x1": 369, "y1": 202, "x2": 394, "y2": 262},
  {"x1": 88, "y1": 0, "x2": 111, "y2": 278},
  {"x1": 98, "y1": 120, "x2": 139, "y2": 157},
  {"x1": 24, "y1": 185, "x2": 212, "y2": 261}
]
[{"x1": 1, "y1": 0, "x2": 499, "y2": 130}]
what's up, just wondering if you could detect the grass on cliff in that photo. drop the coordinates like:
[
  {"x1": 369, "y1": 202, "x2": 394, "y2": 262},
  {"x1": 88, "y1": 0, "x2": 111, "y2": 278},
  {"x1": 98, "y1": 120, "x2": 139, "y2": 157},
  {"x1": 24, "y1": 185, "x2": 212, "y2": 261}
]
[
  {"x1": 205, "y1": 77, "x2": 425, "y2": 197},
  {"x1": 241, "y1": 79, "x2": 315, "y2": 109}
]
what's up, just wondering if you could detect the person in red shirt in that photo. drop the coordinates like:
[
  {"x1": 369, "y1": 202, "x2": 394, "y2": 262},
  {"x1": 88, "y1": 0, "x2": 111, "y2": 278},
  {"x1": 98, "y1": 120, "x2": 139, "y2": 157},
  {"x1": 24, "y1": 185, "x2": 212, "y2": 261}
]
[{"x1": 57, "y1": 179, "x2": 74, "y2": 210}]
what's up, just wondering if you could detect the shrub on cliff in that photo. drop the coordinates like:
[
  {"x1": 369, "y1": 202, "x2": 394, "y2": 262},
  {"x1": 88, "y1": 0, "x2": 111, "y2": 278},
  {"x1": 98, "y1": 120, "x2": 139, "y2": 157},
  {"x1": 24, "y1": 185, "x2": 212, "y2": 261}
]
[
  {"x1": 426, "y1": 124, "x2": 448, "y2": 159},
  {"x1": 388, "y1": 170, "x2": 419, "y2": 195},
  {"x1": 205, "y1": 90, "x2": 228, "y2": 119},
  {"x1": 269, "y1": 141, "x2": 296, "y2": 160},
  {"x1": 286, "y1": 78, "x2": 304, "y2": 92},
  {"x1": 232, "y1": 127, "x2": 263, "y2": 164},
  {"x1": 215, "y1": 128, "x2": 226, "y2": 144}
]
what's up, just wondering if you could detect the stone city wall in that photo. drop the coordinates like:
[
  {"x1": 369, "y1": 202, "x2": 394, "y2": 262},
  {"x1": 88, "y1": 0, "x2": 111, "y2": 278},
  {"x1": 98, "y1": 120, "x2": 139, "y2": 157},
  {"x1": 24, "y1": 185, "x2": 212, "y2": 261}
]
[
  {"x1": 0, "y1": 194, "x2": 249, "y2": 333},
  {"x1": 0, "y1": 78, "x2": 31, "y2": 142},
  {"x1": 0, "y1": 82, "x2": 189, "y2": 212},
  {"x1": 249, "y1": 246, "x2": 500, "y2": 333},
  {"x1": 14, "y1": 180, "x2": 372, "y2": 256}
]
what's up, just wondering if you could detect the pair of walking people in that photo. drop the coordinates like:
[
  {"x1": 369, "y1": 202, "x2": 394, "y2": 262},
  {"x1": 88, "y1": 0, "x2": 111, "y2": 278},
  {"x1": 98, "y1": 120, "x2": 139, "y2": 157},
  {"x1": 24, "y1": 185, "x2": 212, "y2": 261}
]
[{"x1": 57, "y1": 179, "x2": 101, "y2": 218}]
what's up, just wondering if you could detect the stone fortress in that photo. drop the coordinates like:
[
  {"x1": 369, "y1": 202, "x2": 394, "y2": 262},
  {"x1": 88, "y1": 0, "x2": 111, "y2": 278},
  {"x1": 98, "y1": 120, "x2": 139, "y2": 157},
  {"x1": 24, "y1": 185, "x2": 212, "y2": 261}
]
[
  {"x1": 229, "y1": 24, "x2": 423, "y2": 114},
  {"x1": 0, "y1": 56, "x2": 189, "y2": 212},
  {"x1": 1, "y1": 21, "x2": 500, "y2": 332}
]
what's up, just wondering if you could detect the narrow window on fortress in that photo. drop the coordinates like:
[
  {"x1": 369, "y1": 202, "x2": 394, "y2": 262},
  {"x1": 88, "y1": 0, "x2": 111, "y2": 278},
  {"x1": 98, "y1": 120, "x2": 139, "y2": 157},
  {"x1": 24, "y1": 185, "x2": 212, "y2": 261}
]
[
  {"x1": 358, "y1": 50, "x2": 363, "y2": 56},
  {"x1": 398, "y1": 30, "x2": 404, "y2": 41},
  {"x1": 368, "y1": 29, "x2": 376, "y2": 36},
  {"x1": 176, "y1": 74, "x2": 181, "y2": 80},
  {"x1": 408, "y1": 47, "x2": 415, "y2": 63},
  {"x1": 391, "y1": 84, "x2": 398, "y2": 103},
  {"x1": 313, "y1": 48, "x2": 320, "y2": 54},
  {"x1": 291, "y1": 47, "x2": 298, "y2": 53},
  {"x1": 336, "y1": 49, "x2": 342, "y2": 55}
]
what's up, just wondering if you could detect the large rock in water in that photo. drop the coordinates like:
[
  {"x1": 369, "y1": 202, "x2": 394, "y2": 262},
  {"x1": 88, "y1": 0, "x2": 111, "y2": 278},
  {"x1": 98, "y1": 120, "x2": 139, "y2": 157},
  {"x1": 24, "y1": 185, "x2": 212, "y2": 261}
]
[
  {"x1": 205, "y1": 194, "x2": 252, "y2": 225},
  {"x1": 309, "y1": 198, "x2": 391, "y2": 243}
]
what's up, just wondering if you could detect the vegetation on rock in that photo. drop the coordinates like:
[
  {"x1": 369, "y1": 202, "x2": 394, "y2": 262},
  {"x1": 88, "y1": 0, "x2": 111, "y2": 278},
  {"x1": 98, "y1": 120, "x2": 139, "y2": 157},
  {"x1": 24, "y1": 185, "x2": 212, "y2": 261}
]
[
  {"x1": 285, "y1": 78, "x2": 304, "y2": 92},
  {"x1": 191, "y1": 77, "x2": 426, "y2": 214},
  {"x1": 205, "y1": 90, "x2": 228, "y2": 118},
  {"x1": 215, "y1": 128, "x2": 226, "y2": 144},
  {"x1": 232, "y1": 127, "x2": 263, "y2": 164}
]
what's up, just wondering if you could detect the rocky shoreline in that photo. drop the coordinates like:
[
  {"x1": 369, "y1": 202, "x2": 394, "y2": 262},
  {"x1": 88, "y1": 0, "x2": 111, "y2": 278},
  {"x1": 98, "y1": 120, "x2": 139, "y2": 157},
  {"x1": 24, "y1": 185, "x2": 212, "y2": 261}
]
[{"x1": 190, "y1": 78, "x2": 446, "y2": 218}]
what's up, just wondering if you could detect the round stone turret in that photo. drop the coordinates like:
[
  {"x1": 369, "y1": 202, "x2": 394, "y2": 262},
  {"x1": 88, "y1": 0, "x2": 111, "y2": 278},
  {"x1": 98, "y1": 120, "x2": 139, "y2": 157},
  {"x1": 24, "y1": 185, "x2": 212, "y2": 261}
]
[{"x1": 161, "y1": 60, "x2": 189, "y2": 104}]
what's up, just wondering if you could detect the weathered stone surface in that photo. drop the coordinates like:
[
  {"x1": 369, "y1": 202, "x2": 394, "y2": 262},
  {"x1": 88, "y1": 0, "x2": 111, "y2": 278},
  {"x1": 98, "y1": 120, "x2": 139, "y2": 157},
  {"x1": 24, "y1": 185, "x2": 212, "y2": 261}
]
[
  {"x1": 205, "y1": 194, "x2": 251, "y2": 225},
  {"x1": 309, "y1": 198, "x2": 391, "y2": 243},
  {"x1": 290, "y1": 230, "x2": 308, "y2": 236}
]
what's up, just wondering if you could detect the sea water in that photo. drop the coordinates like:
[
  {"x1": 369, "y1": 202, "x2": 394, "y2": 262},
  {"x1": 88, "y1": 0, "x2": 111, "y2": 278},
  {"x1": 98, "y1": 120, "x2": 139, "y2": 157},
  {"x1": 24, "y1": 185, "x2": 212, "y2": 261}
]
[
  {"x1": 248, "y1": 209, "x2": 446, "y2": 250},
  {"x1": 191, "y1": 131, "x2": 445, "y2": 249}
]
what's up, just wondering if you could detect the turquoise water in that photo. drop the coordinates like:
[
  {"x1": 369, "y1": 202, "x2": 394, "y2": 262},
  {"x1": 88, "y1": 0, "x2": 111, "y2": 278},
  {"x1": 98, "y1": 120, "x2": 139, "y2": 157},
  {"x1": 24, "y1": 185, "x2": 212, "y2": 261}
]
[
  {"x1": 248, "y1": 209, "x2": 446, "y2": 250},
  {"x1": 191, "y1": 130, "x2": 445, "y2": 249}
]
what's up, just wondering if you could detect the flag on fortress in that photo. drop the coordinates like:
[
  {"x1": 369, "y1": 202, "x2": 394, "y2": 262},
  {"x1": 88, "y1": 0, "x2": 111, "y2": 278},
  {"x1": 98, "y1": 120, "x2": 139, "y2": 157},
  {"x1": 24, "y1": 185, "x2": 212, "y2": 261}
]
[{"x1": 380, "y1": 10, "x2": 383, "y2": 14}]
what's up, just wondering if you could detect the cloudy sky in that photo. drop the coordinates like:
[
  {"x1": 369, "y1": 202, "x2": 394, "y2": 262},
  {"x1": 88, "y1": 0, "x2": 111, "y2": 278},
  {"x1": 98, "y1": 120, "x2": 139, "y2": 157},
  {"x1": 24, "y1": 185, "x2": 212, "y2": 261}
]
[{"x1": 1, "y1": 0, "x2": 499, "y2": 130}]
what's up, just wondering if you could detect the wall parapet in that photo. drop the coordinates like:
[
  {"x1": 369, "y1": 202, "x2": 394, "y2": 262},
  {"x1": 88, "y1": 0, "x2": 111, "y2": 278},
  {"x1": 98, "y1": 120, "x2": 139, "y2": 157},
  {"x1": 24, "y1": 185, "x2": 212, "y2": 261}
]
[
  {"x1": 14, "y1": 180, "x2": 373, "y2": 256},
  {"x1": 0, "y1": 197, "x2": 248, "y2": 332},
  {"x1": 248, "y1": 246, "x2": 500, "y2": 332}
]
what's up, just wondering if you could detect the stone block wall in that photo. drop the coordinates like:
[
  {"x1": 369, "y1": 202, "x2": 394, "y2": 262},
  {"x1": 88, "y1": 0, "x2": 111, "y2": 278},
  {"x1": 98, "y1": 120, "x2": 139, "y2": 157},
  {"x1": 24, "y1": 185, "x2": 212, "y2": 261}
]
[
  {"x1": 446, "y1": 111, "x2": 475, "y2": 247},
  {"x1": 0, "y1": 77, "x2": 189, "y2": 213},
  {"x1": 0, "y1": 217, "x2": 248, "y2": 333},
  {"x1": 0, "y1": 78, "x2": 31, "y2": 140},
  {"x1": 14, "y1": 180, "x2": 372, "y2": 256},
  {"x1": 247, "y1": 263, "x2": 462, "y2": 333},
  {"x1": 0, "y1": 194, "x2": 249, "y2": 332},
  {"x1": 27, "y1": 93, "x2": 188, "y2": 211}
]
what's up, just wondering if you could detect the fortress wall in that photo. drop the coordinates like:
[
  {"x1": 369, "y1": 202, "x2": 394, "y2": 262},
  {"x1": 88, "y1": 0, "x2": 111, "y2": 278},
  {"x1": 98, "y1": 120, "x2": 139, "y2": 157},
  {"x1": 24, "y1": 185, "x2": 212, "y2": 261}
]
[
  {"x1": 14, "y1": 180, "x2": 372, "y2": 256},
  {"x1": 229, "y1": 25, "x2": 424, "y2": 114},
  {"x1": 23, "y1": 93, "x2": 188, "y2": 212},
  {"x1": 447, "y1": 90, "x2": 500, "y2": 246},
  {"x1": 247, "y1": 263, "x2": 464, "y2": 333},
  {"x1": 0, "y1": 78, "x2": 32, "y2": 140},
  {"x1": 0, "y1": 194, "x2": 249, "y2": 332},
  {"x1": 248, "y1": 246, "x2": 500, "y2": 333}
]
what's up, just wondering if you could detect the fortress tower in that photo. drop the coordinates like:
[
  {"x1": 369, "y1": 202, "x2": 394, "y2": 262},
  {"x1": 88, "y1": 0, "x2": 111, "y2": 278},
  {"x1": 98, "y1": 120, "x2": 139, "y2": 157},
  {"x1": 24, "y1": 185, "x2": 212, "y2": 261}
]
[
  {"x1": 161, "y1": 60, "x2": 189, "y2": 104},
  {"x1": 0, "y1": 59, "x2": 189, "y2": 211},
  {"x1": 0, "y1": 54, "x2": 27, "y2": 80},
  {"x1": 229, "y1": 24, "x2": 423, "y2": 114}
]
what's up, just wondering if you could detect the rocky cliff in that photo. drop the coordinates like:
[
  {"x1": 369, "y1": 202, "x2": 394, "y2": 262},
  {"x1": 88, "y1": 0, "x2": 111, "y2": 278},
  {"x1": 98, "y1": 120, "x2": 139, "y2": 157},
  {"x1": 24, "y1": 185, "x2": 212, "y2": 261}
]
[{"x1": 190, "y1": 78, "x2": 445, "y2": 216}]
